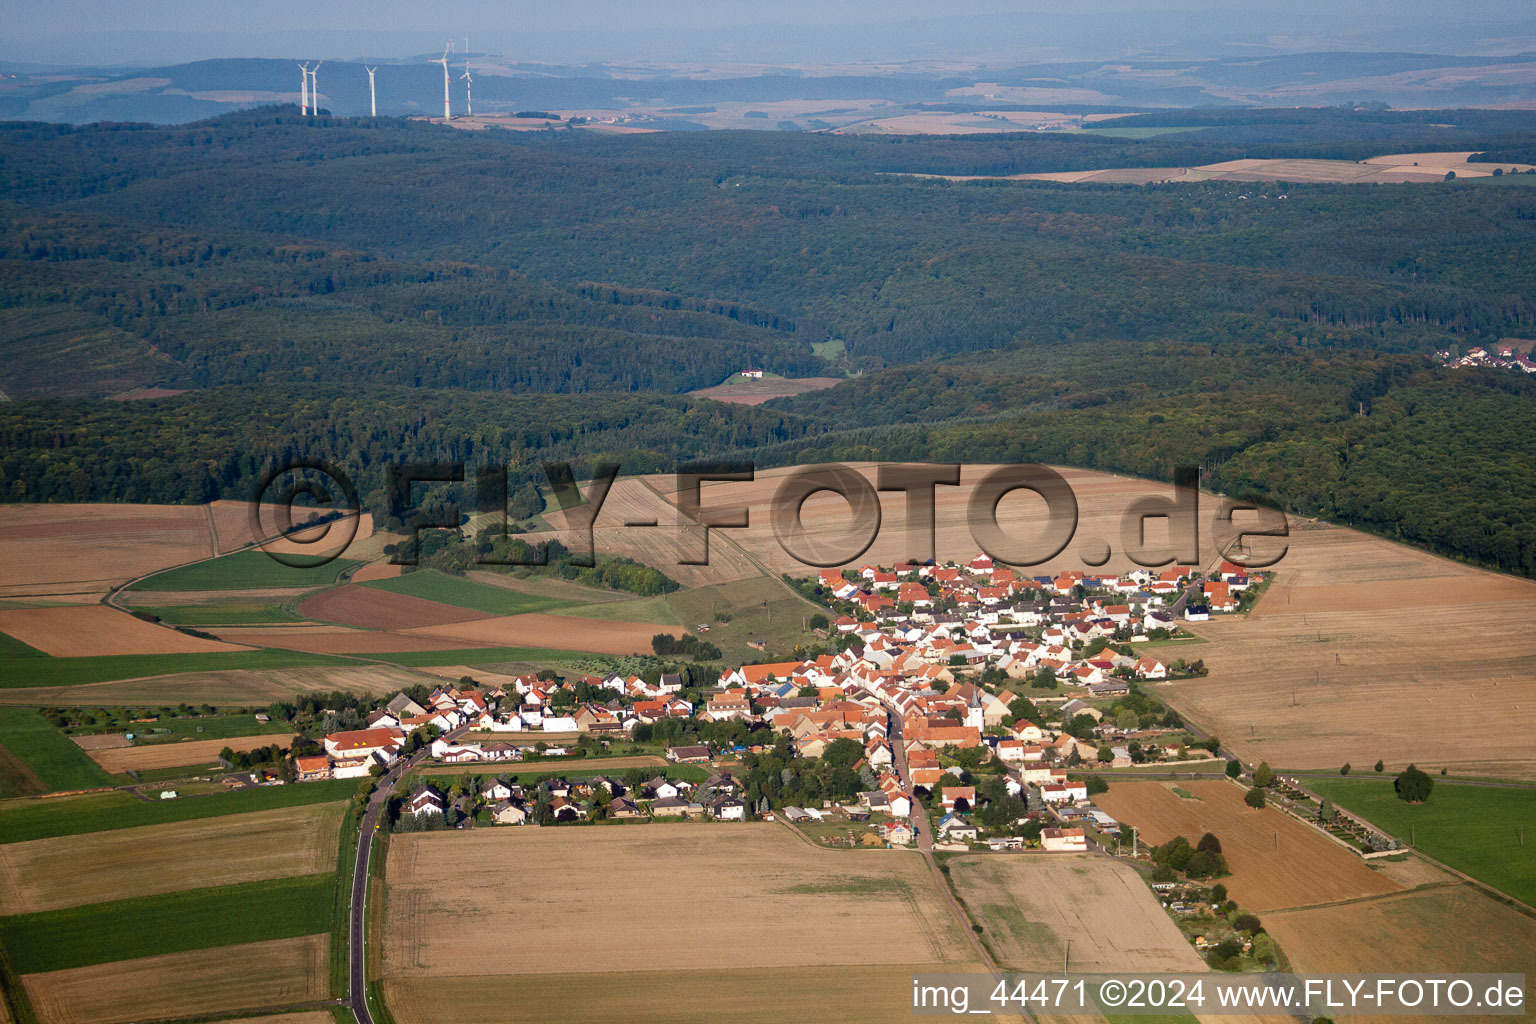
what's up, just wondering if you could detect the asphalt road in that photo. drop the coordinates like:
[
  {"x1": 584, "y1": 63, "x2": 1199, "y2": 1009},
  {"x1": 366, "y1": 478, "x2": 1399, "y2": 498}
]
[
  {"x1": 887, "y1": 711, "x2": 1034, "y2": 1023},
  {"x1": 349, "y1": 726, "x2": 466, "y2": 1024}
]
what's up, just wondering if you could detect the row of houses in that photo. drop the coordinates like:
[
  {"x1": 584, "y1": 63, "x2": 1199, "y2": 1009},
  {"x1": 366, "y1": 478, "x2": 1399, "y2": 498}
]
[{"x1": 401, "y1": 769, "x2": 751, "y2": 827}]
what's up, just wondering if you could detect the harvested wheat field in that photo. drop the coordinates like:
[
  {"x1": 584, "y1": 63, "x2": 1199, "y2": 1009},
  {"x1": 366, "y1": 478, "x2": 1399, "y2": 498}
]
[
  {"x1": 299, "y1": 584, "x2": 493, "y2": 630},
  {"x1": 83, "y1": 733, "x2": 298, "y2": 774},
  {"x1": 22, "y1": 933, "x2": 328, "y2": 1024},
  {"x1": 383, "y1": 824, "x2": 971, "y2": 978},
  {"x1": 1093, "y1": 780, "x2": 1400, "y2": 912},
  {"x1": 967, "y1": 152, "x2": 1534, "y2": 187},
  {"x1": 946, "y1": 853, "x2": 1204, "y2": 971},
  {"x1": 0, "y1": 663, "x2": 430, "y2": 708},
  {"x1": 351, "y1": 562, "x2": 403, "y2": 582},
  {"x1": 404, "y1": 612, "x2": 682, "y2": 655},
  {"x1": 67, "y1": 734, "x2": 131, "y2": 751},
  {"x1": 0, "y1": 802, "x2": 346, "y2": 913},
  {"x1": 0, "y1": 504, "x2": 212, "y2": 597},
  {"x1": 642, "y1": 463, "x2": 1209, "y2": 580},
  {"x1": 688, "y1": 375, "x2": 842, "y2": 406},
  {"x1": 210, "y1": 499, "x2": 374, "y2": 556},
  {"x1": 214, "y1": 626, "x2": 482, "y2": 655},
  {"x1": 1173, "y1": 519, "x2": 1536, "y2": 777},
  {"x1": 534, "y1": 475, "x2": 763, "y2": 588},
  {"x1": 0, "y1": 606, "x2": 247, "y2": 657},
  {"x1": 384, "y1": 962, "x2": 989, "y2": 1024},
  {"x1": 1265, "y1": 885, "x2": 1536, "y2": 1024}
]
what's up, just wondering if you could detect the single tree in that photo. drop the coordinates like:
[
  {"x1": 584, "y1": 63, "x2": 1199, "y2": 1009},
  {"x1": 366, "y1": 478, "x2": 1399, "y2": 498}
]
[
  {"x1": 1394, "y1": 764, "x2": 1434, "y2": 803},
  {"x1": 1253, "y1": 762, "x2": 1274, "y2": 787},
  {"x1": 1225, "y1": 759, "x2": 1242, "y2": 778},
  {"x1": 1210, "y1": 883, "x2": 1228, "y2": 903},
  {"x1": 1233, "y1": 913, "x2": 1263, "y2": 934},
  {"x1": 1244, "y1": 786, "x2": 1266, "y2": 809},
  {"x1": 1318, "y1": 797, "x2": 1335, "y2": 821},
  {"x1": 1197, "y1": 831, "x2": 1222, "y2": 854},
  {"x1": 1374, "y1": 759, "x2": 1385, "y2": 773},
  {"x1": 1097, "y1": 744, "x2": 1115, "y2": 763},
  {"x1": 1340, "y1": 762, "x2": 1351, "y2": 775}
]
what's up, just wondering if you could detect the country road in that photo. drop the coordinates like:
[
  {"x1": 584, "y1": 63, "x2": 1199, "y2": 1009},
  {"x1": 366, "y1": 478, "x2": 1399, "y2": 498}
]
[
  {"x1": 888, "y1": 711, "x2": 1034, "y2": 1023},
  {"x1": 348, "y1": 724, "x2": 468, "y2": 1024}
]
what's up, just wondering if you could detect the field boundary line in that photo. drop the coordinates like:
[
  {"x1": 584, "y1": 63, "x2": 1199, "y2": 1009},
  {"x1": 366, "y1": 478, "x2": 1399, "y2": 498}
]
[
  {"x1": 102, "y1": 997, "x2": 345, "y2": 1024},
  {"x1": 1263, "y1": 881, "x2": 1464, "y2": 917}
]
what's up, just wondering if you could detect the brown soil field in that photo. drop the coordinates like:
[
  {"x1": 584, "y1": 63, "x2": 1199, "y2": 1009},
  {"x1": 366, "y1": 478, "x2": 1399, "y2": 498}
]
[
  {"x1": 688, "y1": 376, "x2": 843, "y2": 406},
  {"x1": 351, "y1": 562, "x2": 403, "y2": 582},
  {"x1": 0, "y1": 605, "x2": 248, "y2": 657},
  {"x1": 947, "y1": 853, "x2": 1205, "y2": 971},
  {"x1": 68, "y1": 734, "x2": 132, "y2": 751},
  {"x1": 0, "y1": 664, "x2": 430, "y2": 707},
  {"x1": 1366, "y1": 854, "x2": 1461, "y2": 889},
  {"x1": 22, "y1": 934, "x2": 329, "y2": 1024},
  {"x1": 214, "y1": 626, "x2": 484, "y2": 655},
  {"x1": 1173, "y1": 519, "x2": 1536, "y2": 778},
  {"x1": 417, "y1": 754, "x2": 666, "y2": 776},
  {"x1": 84, "y1": 733, "x2": 299, "y2": 773},
  {"x1": 299, "y1": 584, "x2": 494, "y2": 630},
  {"x1": 0, "y1": 504, "x2": 212, "y2": 597},
  {"x1": 0, "y1": 802, "x2": 346, "y2": 913},
  {"x1": 404, "y1": 612, "x2": 682, "y2": 655},
  {"x1": 1265, "y1": 885, "x2": 1536, "y2": 1024},
  {"x1": 1092, "y1": 780, "x2": 1400, "y2": 912},
  {"x1": 382, "y1": 824, "x2": 972, "y2": 977},
  {"x1": 385, "y1": 962, "x2": 992, "y2": 1024}
]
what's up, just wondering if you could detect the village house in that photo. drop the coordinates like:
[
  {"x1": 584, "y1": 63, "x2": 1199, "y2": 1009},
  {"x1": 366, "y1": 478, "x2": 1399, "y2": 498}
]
[
  {"x1": 1041, "y1": 826, "x2": 1088, "y2": 852},
  {"x1": 407, "y1": 786, "x2": 446, "y2": 818}
]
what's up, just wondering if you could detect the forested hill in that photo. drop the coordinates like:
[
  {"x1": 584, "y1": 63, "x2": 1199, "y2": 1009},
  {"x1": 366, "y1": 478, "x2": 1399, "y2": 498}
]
[{"x1": 1, "y1": 109, "x2": 1534, "y2": 578}]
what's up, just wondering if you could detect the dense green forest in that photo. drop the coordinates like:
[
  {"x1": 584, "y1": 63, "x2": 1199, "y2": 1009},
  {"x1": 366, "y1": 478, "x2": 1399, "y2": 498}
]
[{"x1": 1, "y1": 110, "x2": 1534, "y2": 578}]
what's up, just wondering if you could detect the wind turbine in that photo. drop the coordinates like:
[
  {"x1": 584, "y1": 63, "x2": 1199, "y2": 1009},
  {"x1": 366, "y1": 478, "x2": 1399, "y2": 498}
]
[
  {"x1": 366, "y1": 66, "x2": 378, "y2": 117},
  {"x1": 308, "y1": 61, "x2": 322, "y2": 115},
  {"x1": 429, "y1": 44, "x2": 451, "y2": 120},
  {"x1": 298, "y1": 62, "x2": 310, "y2": 114},
  {"x1": 461, "y1": 63, "x2": 473, "y2": 116}
]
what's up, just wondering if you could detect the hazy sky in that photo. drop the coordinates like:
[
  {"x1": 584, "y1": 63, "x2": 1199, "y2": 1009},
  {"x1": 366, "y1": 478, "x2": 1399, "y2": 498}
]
[{"x1": 5, "y1": 1, "x2": 1534, "y2": 66}]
